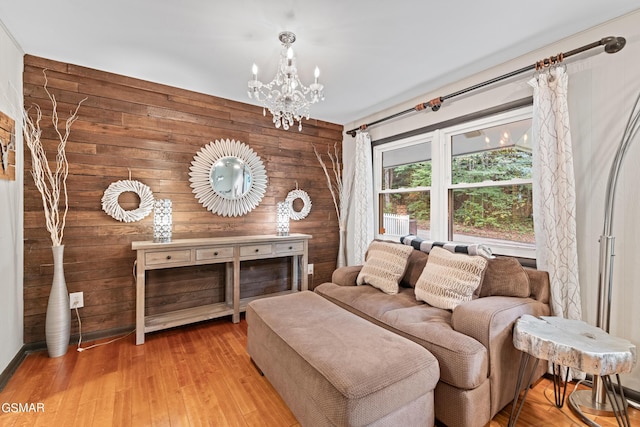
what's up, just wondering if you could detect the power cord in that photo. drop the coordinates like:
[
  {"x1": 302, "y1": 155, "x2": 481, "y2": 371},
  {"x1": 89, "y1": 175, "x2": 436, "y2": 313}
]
[
  {"x1": 73, "y1": 305, "x2": 135, "y2": 352},
  {"x1": 539, "y1": 379, "x2": 585, "y2": 426}
]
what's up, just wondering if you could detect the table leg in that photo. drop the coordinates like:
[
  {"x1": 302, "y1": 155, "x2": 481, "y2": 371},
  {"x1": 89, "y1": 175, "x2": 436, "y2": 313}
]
[
  {"x1": 508, "y1": 352, "x2": 539, "y2": 427},
  {"x1": 602, "y1": 374, "x2": 632, "y2": 427},
  {"x1": 135, "y1": 256, "x2": 146, "y2": 345},
  {"x1": 232, "y1": 253, "x2": 240, "y2": 324},
  {"x1": 552, "y1": 363, "x2": 570, "y2": 408},
  {"x1": 292, "y1": 255, "x2": 299, "y2": 292}
]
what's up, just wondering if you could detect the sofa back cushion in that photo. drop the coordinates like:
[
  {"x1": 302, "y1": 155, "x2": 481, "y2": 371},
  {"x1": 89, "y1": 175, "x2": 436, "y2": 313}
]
[
  {"x1": 364, "y1": 240, "x2": 543, "y2": 301},
  {"x1": 480, "y1": 257, "x2": 531, "y2": 298},
  {"x1": 356, "y1": 241, "x2": 414, "y2": 295},
  {"x1": 400, "y1": 249, "x2": 429, "y2": 288},
  {"x1": 414, "y1": 247, "x2": 488, "y2": 310}
]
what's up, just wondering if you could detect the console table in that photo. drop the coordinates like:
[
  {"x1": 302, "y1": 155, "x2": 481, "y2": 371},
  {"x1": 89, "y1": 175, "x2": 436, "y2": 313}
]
[{"x1": 132, "y1": 234, "x2": 311, "y2": 344}]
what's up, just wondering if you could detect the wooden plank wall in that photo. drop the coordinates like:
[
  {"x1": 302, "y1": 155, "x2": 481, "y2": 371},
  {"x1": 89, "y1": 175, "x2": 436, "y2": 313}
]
[{"x1": 23, "y1": 55, "x2": 343, "y2": 344}]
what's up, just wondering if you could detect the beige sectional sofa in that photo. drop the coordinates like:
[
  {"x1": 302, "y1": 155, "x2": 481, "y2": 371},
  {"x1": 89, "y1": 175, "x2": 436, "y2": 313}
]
[{"x1": 314, "y1": 240, "x2": 551, "y2": 427}]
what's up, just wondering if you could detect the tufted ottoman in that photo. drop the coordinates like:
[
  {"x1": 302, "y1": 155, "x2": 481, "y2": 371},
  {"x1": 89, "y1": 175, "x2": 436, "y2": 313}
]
[{"x1": 246, "y1": 291, "x2": 440, "y2": 427}]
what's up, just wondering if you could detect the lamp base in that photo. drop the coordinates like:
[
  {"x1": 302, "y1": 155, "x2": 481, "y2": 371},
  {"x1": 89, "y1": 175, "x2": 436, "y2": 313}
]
[{"x1": 570, "y1": 389, "x2": 617, "y2": 417}]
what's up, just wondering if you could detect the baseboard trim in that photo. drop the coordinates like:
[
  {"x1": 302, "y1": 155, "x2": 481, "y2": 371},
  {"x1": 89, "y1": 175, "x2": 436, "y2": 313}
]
[
  {"x1": 0, "y1": 325, "x2": 135, "y2": 392},
  {"x1": 0, "y1": 342, "x2": 40, "y2": 392},
  {"x1": 71, "y1": 325, "x2": 135, "y2": 350}
]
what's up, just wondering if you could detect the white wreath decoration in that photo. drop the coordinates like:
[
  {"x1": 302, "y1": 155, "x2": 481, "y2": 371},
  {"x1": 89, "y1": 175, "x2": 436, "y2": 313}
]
[
  {"x1": 286, "y1": 189, "x2": 312, "y2": 220},
  {"x1": 101, "y1": 179, "x2": 155, "y2": 223},
  {"x1": 189, "y1": 139, "x2": 267, "y2": 217}
]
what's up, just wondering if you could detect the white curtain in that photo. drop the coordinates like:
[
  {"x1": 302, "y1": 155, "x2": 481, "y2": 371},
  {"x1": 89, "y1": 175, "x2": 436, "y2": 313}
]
[
  {"x1": 529, "y1": 67, "x2": 582, "y2": 320},
  {"x1": 352, "y1": 131, "x2": 375, "y2": 265}
]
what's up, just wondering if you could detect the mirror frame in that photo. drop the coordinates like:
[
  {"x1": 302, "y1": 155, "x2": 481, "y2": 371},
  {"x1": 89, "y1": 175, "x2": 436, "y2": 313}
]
[{"x1": 189, "y1": 139, "x2": 267, "y2": 217}]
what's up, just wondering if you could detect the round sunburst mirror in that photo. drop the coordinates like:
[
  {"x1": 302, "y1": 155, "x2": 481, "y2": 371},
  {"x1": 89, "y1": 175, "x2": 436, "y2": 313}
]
[{"x1": 189, "y1": 139, "x2": 267, "y2": 217}]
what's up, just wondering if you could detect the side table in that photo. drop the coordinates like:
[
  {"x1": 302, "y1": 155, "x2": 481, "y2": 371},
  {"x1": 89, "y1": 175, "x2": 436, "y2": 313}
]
[{"x1": 508, "y1": 315, "x2": 636, "y2": 427}]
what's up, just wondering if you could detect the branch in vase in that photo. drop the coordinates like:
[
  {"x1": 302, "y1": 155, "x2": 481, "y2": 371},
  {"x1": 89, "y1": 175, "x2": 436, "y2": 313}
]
[
  {"x1": 313, "y1": 142, "x2": 351, "y2": 226},
  {"x1": 22, "y1": 69, "x2": 87, "y2": 247}
]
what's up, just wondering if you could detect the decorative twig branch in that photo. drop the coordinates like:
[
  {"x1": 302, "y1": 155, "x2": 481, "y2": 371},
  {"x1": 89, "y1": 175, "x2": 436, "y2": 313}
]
[
  {"x1": 314, "y1": 142, "x2": 352, "y2": 267},
  {"x1": 22, "y1": 69, "x2": 87, "y2": 246},
  {"x1": 313, "y1": 142, "x2": 351, "y2": 229}
]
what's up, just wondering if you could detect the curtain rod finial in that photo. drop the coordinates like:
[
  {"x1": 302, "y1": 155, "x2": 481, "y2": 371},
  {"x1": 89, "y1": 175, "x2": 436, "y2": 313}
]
[{"x1": 602, "y1": 36, "x2": 626, "y2": 54}]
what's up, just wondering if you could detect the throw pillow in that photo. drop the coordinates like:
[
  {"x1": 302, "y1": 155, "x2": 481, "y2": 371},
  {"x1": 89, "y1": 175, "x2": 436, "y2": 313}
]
[
  {"x1": 480, "y1": 257, "x2": 531, "y2": 298},
  {"x1": 356, "y1": 241, "x2": 414, "y2": 295},
  {"x1": 415, "y1": 247, "x2": 488, "y2": 310}
]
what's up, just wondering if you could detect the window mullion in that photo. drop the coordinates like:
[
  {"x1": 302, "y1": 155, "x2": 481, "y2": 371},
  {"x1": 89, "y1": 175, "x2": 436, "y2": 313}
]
[{"x1": 430, "y1": 130, "x2": 448, "y2": 241}]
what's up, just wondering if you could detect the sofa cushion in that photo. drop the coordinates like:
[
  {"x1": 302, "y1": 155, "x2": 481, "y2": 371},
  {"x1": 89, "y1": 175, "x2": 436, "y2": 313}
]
[
  {"x1": 400, "y1": 248, "x2": 429, "y2": 288},
  {"x1": 415, "y1": 247, "x2": 487, "y2": 310},
  {"x1": 480, "y1": 257, "x2": 530, "y2": 298},
  {"x1": 315, "y1": 283, "x2": 489, "y2": 390},
  {"x1": 315, "y1": 282, "x2": 424, "y2": 320},
  {"x1": 356, "y1": 241, "x2": 413, "y2": 294},
  {"x1": 381, "y1": 306, "x2": 489, "y2": 390}
]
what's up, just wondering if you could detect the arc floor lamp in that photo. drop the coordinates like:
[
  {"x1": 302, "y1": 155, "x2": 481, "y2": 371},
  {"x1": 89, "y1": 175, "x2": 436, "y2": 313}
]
[{"x1": 570, "y1": 91, "x2": 640, "y2": 420}]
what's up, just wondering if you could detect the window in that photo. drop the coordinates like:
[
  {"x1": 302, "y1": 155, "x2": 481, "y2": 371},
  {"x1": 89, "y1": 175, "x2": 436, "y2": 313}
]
[
  {"x1": 377, "y1": 139, "x2": 432, "y2": 238},
  {"x1": 374, "y1": 106, "x2": 535, "y2": 258}
]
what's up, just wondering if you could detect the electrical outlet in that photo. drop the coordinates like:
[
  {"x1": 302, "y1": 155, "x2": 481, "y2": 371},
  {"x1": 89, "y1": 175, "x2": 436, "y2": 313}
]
[
  {"x1": 307, "y1": 264, "x2": 314, "y2": 275},
  {"x1": 70, "y1": 292, "x2": 84, "y2": 309}
]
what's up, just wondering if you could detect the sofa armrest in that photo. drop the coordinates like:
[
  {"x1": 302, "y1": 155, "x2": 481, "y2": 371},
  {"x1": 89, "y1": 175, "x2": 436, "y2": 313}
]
[
  {"x1": 451, "y1": 296, "x2": 550, "y2": 356},
  {"x1": 331, "y1": 265, "x2": 362, "y2": 286},
  {"x1": 451, "y1": 296, "x2": 551, "y2": 416}
]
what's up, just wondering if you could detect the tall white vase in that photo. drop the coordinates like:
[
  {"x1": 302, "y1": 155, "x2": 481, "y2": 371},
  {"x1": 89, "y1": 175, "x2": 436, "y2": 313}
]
[
  {"x1": 46, "y1": 245, "x2": 70, "y2": 358},
  {"x1": 336, "y1": 227, "x2": 347, "y2": 268}
]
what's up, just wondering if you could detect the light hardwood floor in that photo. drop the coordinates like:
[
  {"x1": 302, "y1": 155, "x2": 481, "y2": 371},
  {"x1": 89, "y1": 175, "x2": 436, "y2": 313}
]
[{"x1": 1, "y1": 317, "x2": 637, "y2": 426}]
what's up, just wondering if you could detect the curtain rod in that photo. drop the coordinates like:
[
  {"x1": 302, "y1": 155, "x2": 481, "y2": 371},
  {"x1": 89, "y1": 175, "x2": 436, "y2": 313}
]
[{"x1": 346, "y1": 36, "x2": 626, "y2": 137}]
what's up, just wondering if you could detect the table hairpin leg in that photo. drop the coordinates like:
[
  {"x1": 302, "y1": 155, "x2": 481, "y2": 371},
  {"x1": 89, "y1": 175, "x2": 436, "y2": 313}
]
[
  {"x1": 552, "y1": 363, "x2": 570, "y2": 407},
  {"x1": 602, "y1": 374, "x2": 632, "y2": 427},
  {"x1": 508, "y1": 352, "x2": 540, "y2": 427}
]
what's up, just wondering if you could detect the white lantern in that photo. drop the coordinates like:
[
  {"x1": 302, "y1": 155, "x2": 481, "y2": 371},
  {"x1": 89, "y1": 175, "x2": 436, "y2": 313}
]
[
  {"x1": 276, "y1": 201, "x2": 290, "y2": 236},
  {"x1": 153, "y1": 199, "x2": 172, "y2": 243}
]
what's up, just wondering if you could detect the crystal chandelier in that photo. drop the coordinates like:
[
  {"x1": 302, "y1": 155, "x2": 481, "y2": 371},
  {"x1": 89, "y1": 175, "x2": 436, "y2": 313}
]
[{"x1": 248, "y1": 31, "x2": 324, "y2": 131}]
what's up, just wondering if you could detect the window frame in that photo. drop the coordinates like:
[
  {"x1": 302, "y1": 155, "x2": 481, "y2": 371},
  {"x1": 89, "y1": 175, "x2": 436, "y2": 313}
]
[
  {"x1": 373, "y1": 133, "x2": 435, "y2": 235},
  {"x1": 373, "y1": 105, "x2": 535, "y2": 258}
]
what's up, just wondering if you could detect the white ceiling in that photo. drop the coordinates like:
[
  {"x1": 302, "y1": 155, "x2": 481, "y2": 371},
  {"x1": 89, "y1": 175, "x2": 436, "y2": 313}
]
[{"x1": 1, "y1": 1, "x2": 638, "y2": 125}]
